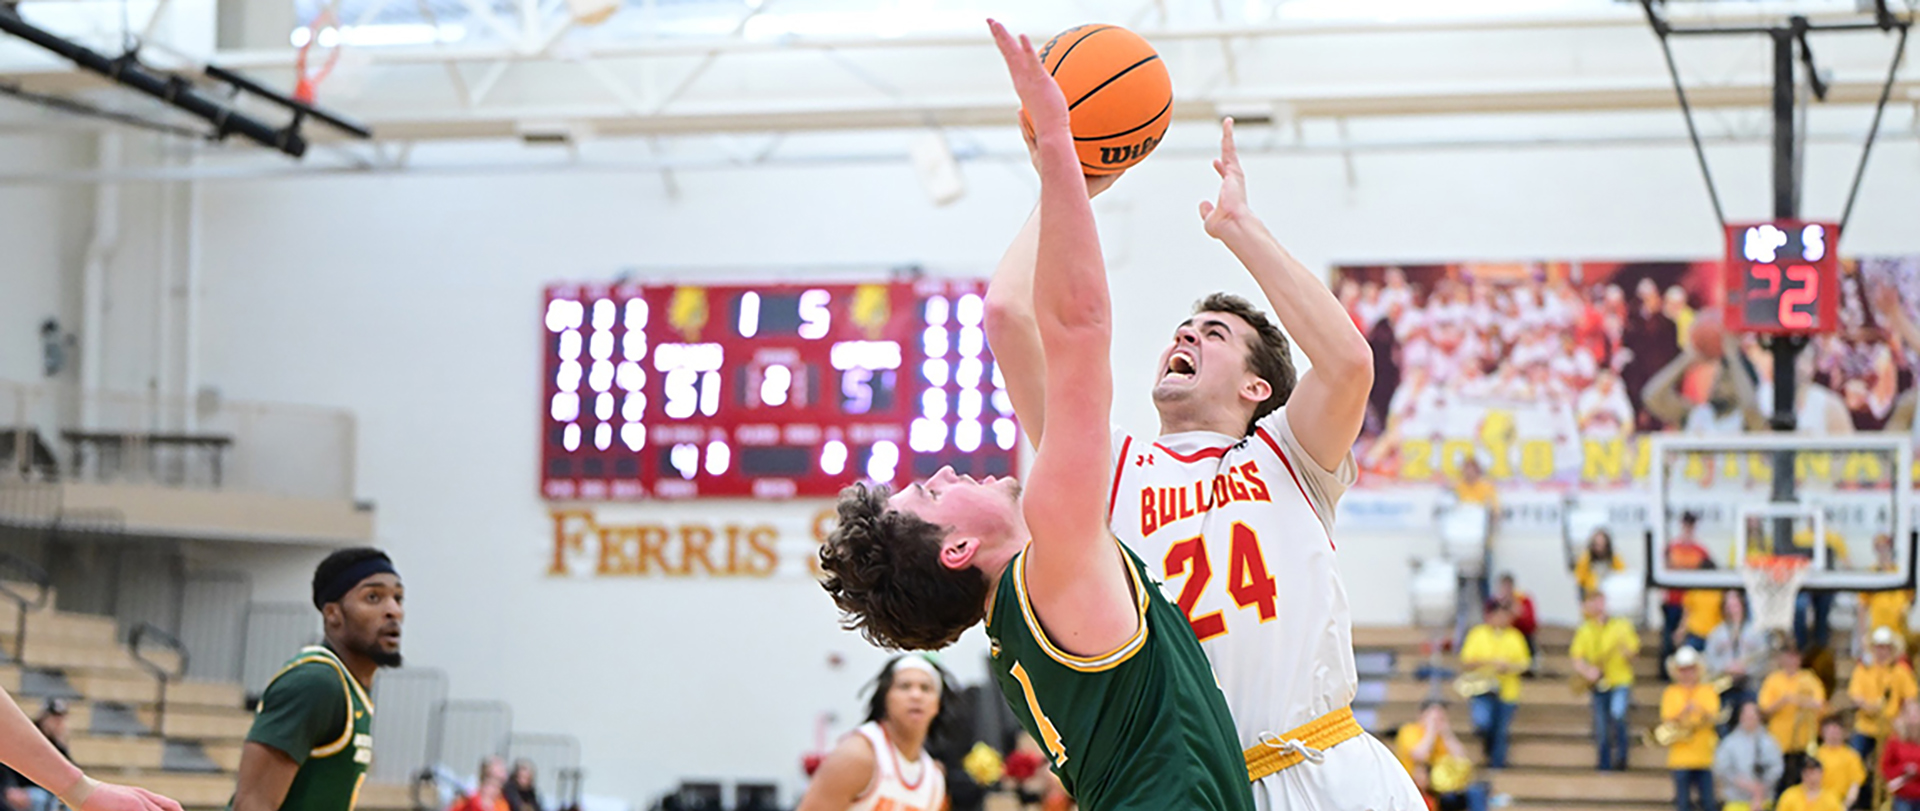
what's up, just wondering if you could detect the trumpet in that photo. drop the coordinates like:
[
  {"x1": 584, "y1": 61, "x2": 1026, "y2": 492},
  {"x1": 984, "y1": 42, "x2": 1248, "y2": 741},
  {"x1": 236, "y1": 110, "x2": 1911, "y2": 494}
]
[
  {"x1": 1568, "y1": 672, "x2": 1596, "y2": 697},
  {"x1": 1453, "y1": 670, "x2": 1499, "y2": 699},
  {"x1": 1645, "y1": 710, "x2": 1732, "y2": 747},
  {"x1": 1644, "y1": 700, "x2": 1735, "y2": 747}
]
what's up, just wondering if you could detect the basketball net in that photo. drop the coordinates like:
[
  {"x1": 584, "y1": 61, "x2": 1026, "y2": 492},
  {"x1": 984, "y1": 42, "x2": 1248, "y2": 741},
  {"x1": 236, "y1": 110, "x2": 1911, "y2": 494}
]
[
  {"x1": 1742, "y1": 554, "x2": 1812, "y2": 634},
  {"x1": 294, "y1": 0, "x2": 345, "y2": 104}
]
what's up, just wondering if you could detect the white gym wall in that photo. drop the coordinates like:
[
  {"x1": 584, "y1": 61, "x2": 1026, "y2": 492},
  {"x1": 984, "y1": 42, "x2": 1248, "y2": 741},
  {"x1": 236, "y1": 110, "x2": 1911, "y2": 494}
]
[{"x1": 2, "y1": 127, "x2": 1918, "y2": 806}]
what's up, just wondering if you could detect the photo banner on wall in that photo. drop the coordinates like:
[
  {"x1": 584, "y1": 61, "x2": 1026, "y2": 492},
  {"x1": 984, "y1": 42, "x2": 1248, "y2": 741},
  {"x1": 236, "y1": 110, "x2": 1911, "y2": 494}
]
[{"x1": 1335, "y1": 256, "x2": 1920, "y2": 490}]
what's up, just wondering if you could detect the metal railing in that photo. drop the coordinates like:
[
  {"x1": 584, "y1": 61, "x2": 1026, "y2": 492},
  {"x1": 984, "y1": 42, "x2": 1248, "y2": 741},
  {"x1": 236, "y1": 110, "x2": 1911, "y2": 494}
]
[
  {"x1": 0, "y1": 379, "x2": 358, "y2": 502},
  {"x1": 427, "y1": 700, "x2": 513, "y2": 783},
  {"x1": 370, "y1": 668, "x2": 449, "y2": 784},
  {"x1": 129, "y1": 622, "x2": 188, "y2": 737},
  {"x1": 178, "y1": 571, "x2": 251, "y2": 683},
  {"x1": 240, "y1": 602, "x2": 321, "y2": 699},
  {"x1": 553, "y1": 768, "x2": 584, "y2": 811},
  {"x1": 0, "y1": 552, "x2": 52, "y2": 662},
  {"x1": 0, "y1": 482, "x2": 60, "y2": 528},
  {"x1": 507, "y1": 733, "x2": 581, "y2": 811}
]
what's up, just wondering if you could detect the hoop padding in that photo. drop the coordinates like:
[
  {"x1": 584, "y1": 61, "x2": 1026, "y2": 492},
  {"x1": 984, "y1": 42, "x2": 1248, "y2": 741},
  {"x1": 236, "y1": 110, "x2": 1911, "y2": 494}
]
[{"x1": 1742, "y1": 556, "x2": 1811, "y2": 633}]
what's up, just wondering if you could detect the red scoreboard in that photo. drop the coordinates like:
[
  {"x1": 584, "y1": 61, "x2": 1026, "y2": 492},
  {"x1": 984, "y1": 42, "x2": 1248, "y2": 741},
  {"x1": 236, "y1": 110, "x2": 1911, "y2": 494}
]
[{"x1": 540, "y1": 279, "x2": 1021, "y2": 500}]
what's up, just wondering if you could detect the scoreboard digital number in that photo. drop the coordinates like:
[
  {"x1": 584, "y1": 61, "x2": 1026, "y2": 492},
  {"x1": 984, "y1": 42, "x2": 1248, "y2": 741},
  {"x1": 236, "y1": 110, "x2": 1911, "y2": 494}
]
[
  {"x1": 1723, "y1": 221, "x2": 1840, "y2": 335},
  {"x1": 540, "y1": 279, "x2": 1020, "y2": 500}
]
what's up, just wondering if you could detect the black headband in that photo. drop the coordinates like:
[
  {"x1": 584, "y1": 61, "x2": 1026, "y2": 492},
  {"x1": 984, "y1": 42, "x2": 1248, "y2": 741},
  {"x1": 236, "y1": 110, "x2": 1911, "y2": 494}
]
[{"x1": 314, "y1": 556, "x2": 399, "y2": 609}]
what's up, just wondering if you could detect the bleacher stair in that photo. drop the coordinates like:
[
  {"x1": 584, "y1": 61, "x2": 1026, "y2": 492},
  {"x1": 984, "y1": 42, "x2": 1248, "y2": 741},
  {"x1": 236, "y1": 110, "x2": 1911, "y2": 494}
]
[
  {"x1": 2, "y1": 593, "x2": 411, "y2": 811},
  {"x1": 1355, "y1": 622, "x2": 1678, "y2": 811}
]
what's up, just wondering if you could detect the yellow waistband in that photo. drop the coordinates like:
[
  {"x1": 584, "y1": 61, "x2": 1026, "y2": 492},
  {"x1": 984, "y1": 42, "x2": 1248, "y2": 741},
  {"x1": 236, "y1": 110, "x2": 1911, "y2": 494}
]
[{"x1": 1243, "y1": 706, "x2": 1366, "y2": 782}]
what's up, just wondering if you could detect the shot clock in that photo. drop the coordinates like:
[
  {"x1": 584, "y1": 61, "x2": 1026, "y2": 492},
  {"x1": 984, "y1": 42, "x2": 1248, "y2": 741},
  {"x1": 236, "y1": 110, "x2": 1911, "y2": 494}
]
[
  {"x1": 1723, "y1": 221, "x2": 1840, "y2": 335},
  {"x1": 540, "y1": 279, "x2": 1020, "y2": 500}
]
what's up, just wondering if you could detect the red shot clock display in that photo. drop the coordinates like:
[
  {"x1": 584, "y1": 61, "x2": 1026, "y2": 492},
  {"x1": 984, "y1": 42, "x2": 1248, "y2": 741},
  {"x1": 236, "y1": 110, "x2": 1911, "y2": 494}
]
[
  {"x1": 1723, "y1": 221, "x2": 1840, "y2": 335},
  {"x1": 539, "y1": 278, "x2": 1021, "y2": 500}
]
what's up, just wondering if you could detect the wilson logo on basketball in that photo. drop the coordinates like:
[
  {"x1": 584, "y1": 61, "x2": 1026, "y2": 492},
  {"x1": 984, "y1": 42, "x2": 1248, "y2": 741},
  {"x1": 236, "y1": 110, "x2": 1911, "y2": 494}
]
[{"x1": 1099, "y1": 134, "x2": 1160, "y2": 167}]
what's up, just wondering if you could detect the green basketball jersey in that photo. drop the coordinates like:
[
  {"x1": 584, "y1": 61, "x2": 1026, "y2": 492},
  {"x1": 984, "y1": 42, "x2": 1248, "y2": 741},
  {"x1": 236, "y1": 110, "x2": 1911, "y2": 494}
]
[
  {"x1": 987, "y1": 542, "x2": 1254, "y2": 811},
  {"x1": 231, "y1": 645, "x2": 374, "y2": 811}
]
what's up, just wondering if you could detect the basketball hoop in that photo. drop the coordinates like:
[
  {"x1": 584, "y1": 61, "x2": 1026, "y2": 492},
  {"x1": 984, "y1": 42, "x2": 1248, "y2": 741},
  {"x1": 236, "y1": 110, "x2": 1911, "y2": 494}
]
[
  {"x1": 293, "y1": 1, "x2": 344, "y2": 104},
  {"x1": 1742, "y1": 554, "x2": 1811, "y2": 635}
]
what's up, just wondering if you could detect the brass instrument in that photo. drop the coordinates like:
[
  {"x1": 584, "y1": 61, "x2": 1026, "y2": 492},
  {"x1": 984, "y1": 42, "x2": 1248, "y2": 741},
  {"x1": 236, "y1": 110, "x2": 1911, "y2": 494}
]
[
  {"x1": 1453, "y1": 669, "x2": 1499, "y2": 699},
  {"x1": 1568, "y1": 672, "x2": 1596, "y2": 697},
  {"x1": 1643, "y1": 677, "x2": 1737, "y2": 748},
  {"x1": 1644, "y1": 706, "x2": 1734, "y2": 747},
  {"x1": 1429, "y1": 754, "x2": 1474, "y2": 794}
]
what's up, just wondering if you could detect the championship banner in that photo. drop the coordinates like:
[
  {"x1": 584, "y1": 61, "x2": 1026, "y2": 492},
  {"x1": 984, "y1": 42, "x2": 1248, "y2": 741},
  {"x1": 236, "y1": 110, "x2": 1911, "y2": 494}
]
[{"x1": 1334, "y1": 256, "x2": 1920, "y2": 491}]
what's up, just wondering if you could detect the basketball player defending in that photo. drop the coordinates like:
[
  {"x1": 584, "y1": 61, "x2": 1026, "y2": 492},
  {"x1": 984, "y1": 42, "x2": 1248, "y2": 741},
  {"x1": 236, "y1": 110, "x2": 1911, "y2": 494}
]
[
  {"x1": 231, "y1": 548, "x2": 404, "y2": 811},
  {"x1": 986, "y1": 122, "x2": 1422, "y2": 810},
  {"x1": 796, "y1": 655, "x2": 949, "y2": 811},
  {"x1": 817, "y1": 22, "x2": 1254, "y2": 811}
]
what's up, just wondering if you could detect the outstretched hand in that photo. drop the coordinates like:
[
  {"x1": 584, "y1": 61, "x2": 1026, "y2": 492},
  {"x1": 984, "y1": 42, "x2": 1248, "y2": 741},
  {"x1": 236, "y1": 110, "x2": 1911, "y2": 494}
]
[
  {"x1": 79, "y1": 782, "x2": 184, "y2": 811},
  {"x1": 1197, "y1": 117, "x2": 1253, "y2": 239},
  {"x1": 989, "y1": 20, "x2": 1071, "y2": 152}
]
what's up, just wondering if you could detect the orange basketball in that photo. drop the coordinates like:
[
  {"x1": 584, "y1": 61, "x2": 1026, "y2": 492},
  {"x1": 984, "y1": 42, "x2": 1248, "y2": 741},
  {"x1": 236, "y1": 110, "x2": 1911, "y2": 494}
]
[
  {"x1": 1018, "y1": 24, "x2": 1173, "y2": 176},
  {"x1": 1690, "y1": 309, "x2": 1726, "y2": 355}
]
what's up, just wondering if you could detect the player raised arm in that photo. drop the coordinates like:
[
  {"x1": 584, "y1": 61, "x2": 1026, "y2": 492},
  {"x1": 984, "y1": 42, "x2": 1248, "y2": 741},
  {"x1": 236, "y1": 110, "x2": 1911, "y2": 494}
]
[
  {"x1": 984, "y1": 208, "x2": 1049, "y2": 446},
  {"x1": 984, "y1": 142, "x2": 1121, "y2": 448},
  {"x1": 987, "y1": 20, "x2": 1133, "y2": 652},
  {"x1": 1198, "y1": 119, "x2": 1372, "y2": 470}
]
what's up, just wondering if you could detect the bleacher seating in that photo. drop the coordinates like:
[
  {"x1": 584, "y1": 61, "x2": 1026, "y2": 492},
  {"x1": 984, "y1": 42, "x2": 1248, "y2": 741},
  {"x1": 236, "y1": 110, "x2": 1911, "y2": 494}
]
[
  {"x1": 1354, "y1": 624, "x2": 1671, "y2": 811},
  {"x1": 0, "y1": 589, "x2": 414, "y2": 811}
]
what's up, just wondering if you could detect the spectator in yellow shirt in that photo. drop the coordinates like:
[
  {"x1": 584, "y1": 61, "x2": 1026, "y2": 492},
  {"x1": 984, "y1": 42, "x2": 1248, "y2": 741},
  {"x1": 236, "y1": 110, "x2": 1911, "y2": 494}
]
[
  {"x1": 1675, "y1": 587, "x2": 1724, "y2": 660},
  {"x1": 1461, "y1": 602, "x2": 1530, "y2": 769},
  {"x1": 1861, "y1": 533, "x2": 1913, "y2": 646},
  {"x1": 1393, "y1": 701, "x2": 1488, "y2": 811},
  {"x1": 1816, "y1": 717, "x2": 1867, "y2": 808},
  {"x1": 1777, "y1": 760, "x2": 1845, "y2": 811},
  {"x1": 1453, "y1": 456, "x2": 1497, "y2": 509},
  {"x1": 1663, "y1": 514, "x2": 1715, "y2": 682},
  {"x1": 1453, "y1": 457, "x2": 1498, "y2": 605},
  {"x1": 1571, "y1": 591, "x2": 1639, "y2": 771},
  {"x1": 1848, "y1": 626, "x2": 1919, "y2": 773},
  {"x1": 1574, "y1": 529, "x2": 1625, "y2": 601},
  {"x1": 1758, "y1": 637, "x2": 1826, "y2": 793},
  {"x1": 1664, "y1": 646, "x2": 1723, "y2": 811}
]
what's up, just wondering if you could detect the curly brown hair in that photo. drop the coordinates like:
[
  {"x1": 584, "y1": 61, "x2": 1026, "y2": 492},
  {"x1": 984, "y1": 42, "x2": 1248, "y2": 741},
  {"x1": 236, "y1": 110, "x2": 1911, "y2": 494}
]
[
  {"x1": 1194, "y1": 293, "x2": 1296, "y2": 435},
  {"x1": 818, "y1": 483, "x2": 989, "y2": 650}
]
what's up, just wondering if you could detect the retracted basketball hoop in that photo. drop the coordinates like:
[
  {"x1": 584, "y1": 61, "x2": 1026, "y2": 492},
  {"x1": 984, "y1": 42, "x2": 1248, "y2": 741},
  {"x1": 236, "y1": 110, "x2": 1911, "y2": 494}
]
[{"x1": 293, "y1": 1, "x2": 344, "y2": 105}]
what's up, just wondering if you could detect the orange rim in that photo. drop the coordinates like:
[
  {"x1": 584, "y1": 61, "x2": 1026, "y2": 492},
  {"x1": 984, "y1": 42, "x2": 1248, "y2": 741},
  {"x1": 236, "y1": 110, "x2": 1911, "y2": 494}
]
[
  {"x1": 1746, "y1": 554, "x2": 1810, "y2": 583},
  {"x1": 294, "y1": 4, "x2": 342, "y2": 103}
]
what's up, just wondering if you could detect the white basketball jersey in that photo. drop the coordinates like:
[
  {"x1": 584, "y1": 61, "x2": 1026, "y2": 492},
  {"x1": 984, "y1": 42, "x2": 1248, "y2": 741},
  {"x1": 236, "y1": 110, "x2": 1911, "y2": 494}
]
[
  {"x1": 1109, "y1": 408, "x2": 1358, "y2": 747},
  {"x1": 847, "y1": 722, "x2": 944, "y2": 811}
]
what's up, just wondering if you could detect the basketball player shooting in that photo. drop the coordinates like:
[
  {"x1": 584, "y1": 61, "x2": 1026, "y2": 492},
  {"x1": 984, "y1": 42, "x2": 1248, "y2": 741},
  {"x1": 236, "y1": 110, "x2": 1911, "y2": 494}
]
[
  {"x1": 816, "y1": 21, "x2": 1255, "y2": 811},
  {"x1": 985, "y1": 116, "x2": 1423, "y2": 811}
]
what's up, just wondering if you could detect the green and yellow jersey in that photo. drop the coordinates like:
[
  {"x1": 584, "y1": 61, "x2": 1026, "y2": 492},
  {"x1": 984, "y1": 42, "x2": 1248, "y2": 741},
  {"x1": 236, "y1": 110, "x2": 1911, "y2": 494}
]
[
  {"x1": 230, "y1": 645, "x2": 374, "y2": 811},
  {"x1": 987, "y1": 542, "x2": 1254, "y2": 811}
]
